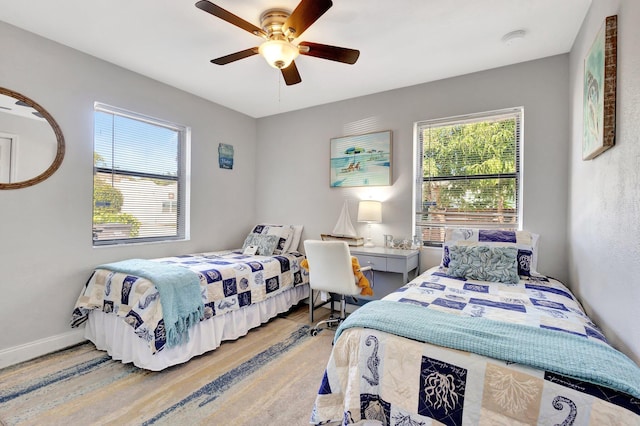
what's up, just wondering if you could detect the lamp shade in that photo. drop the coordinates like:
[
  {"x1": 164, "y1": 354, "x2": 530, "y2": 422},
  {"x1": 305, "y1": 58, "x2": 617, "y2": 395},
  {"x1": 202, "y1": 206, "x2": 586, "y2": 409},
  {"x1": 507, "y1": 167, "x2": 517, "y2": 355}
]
[
  {"x1": 357, "y1": 200, "x2": 382, "y2": 223},
  {"x1": 258, "y1": 40, "x2": 299, "y2": 69}
]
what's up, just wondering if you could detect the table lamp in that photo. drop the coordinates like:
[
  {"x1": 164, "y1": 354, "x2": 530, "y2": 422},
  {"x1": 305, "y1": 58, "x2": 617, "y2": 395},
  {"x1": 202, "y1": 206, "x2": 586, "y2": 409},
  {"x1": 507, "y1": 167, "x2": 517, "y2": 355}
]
[{"x1": 357, "y1": 200, "x2": 382, "y2": 247}]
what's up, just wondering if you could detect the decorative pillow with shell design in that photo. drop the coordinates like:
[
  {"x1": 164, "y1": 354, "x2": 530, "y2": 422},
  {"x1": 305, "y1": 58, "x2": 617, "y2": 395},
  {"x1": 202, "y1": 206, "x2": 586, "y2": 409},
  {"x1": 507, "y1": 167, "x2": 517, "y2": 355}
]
[
  {"x1": 247, "y1": 224, "x2": 294, "y2": 255},
  {"x1": 441, "y1": 228, "x2": 539, "y2": 276},
  {"x1": 447, "y1": 245, "x2": 520, "y2": 284},
  {"x1": 241, "y1": 233, "x2": 279, "y2": 256}
]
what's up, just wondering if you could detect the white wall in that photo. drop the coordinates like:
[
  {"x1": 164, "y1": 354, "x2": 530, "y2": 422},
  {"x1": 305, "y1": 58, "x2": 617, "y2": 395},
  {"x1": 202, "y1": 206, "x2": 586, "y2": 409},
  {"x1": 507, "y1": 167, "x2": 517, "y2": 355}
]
[
  {"x1": 568, "y1": 0, "x2": 640, "y2": 364},
  {"x1": 0, "y1": 21, "x2": 258, "y2": 366},
  {"x1": 256, "y1": 55, "x2": 571, "y2": 282},
  {"x1": 5, "y1": 4, "x2": 637, "y2": 368},
  {"x1": 0, "y1": 114, "x2": 56, "y2": 182}
]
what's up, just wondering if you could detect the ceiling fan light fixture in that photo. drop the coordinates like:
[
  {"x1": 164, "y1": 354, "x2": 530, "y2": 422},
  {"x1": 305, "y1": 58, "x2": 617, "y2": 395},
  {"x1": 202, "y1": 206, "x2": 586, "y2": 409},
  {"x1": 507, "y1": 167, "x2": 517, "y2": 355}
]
[{"x1": 259, "y1": 39, "x2": 299, "y2": 69}]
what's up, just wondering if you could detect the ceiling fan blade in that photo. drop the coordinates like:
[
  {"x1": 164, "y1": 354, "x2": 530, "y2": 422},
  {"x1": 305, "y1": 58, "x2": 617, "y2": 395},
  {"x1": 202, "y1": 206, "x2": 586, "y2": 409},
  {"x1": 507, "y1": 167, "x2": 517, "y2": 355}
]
[
  {"x1": 283, "y1": 0, "x2": 333, "y2": 39},
  {"x1": 298, "y1": 42, "x2": 360, "y2": 64},
  {"x1": 281, "y1": 61, "x2": 302, "y2": 86},
  {"x1": 195, "y1": 0, "x2": 266, "y2": 38},
  {"x1": 211, "y1": 48, "x2": 259, "y2": 65}
]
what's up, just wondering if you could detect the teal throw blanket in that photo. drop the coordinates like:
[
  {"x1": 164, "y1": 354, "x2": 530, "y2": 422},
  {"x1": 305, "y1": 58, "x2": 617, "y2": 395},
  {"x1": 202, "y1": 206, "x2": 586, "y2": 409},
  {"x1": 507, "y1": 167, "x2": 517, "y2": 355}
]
[
  {"x1": 98, "y1": 259, "x2": 204, "y2": 348},
  {"x1": 336, "y1": 300, "x2": 640, "y2": 399}
]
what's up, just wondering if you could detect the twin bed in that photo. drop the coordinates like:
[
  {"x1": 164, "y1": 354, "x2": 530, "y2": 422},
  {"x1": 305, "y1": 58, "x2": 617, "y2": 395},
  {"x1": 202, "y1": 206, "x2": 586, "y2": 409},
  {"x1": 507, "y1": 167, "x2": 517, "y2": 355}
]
[
  {"x1": 311, "y1": 229, "x2": 640, "y2": 425},
  {"x1": 69, "y1": 225, "x2": 640, "y2": 424},
  {"x1": 71, "y1": 224, "x2": 308, "y2": 371}
]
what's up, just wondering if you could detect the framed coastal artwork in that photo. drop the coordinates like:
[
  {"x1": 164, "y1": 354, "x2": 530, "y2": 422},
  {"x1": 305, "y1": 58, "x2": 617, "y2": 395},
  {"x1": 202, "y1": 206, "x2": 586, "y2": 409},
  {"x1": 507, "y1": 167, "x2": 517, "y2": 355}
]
[
  {"x1": 582, "y1": 15, "x2": 617, "y2": 160},
  {"x1": 330, "y1": 130, "x2": 392, "y2": 188}
]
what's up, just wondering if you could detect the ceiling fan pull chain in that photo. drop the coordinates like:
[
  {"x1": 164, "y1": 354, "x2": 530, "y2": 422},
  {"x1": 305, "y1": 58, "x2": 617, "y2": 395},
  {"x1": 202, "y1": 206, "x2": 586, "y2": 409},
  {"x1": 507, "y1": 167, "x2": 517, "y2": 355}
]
[{"x1": 278, "y1": 71, "x2": 282, "y2": 106}]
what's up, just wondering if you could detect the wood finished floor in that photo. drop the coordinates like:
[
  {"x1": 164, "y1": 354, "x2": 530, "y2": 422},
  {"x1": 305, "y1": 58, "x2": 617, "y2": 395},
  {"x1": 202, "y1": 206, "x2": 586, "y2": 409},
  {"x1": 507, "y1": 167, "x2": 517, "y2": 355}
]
[
  {"x1": 0, "y1": 302, "x2": 339, "y2": 426},
  {"x1": 280, "y1": 301, "x2": 335, "y2": 326}
]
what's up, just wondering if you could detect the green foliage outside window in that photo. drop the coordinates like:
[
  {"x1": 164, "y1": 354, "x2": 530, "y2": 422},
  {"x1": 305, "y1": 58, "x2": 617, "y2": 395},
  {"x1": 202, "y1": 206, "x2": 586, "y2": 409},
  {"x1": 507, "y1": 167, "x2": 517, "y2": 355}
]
[
  {"x1": 422, "y1": 119, "x2": 517, "y2": 214},
  {"x1": 93, "y1": 153, "x2": 140, "y2": 238}
]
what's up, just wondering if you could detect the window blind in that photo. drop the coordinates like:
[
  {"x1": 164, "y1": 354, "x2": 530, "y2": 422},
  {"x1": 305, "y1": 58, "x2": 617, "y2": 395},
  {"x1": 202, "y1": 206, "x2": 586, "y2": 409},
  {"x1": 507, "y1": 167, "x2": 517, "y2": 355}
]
[
  {"x1": 92, "y1": 103, "x2": 188, "y2": 245},
  {"x1": 414, "y1": 107, "x2": 522, "y2": 245}
]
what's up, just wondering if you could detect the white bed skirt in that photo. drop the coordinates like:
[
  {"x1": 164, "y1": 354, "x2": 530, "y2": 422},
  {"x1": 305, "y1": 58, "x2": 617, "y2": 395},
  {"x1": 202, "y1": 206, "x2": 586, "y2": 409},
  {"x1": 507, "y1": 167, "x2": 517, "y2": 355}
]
[{"x1": 84, "y1": 284, "x2": 309, "y2": 371}]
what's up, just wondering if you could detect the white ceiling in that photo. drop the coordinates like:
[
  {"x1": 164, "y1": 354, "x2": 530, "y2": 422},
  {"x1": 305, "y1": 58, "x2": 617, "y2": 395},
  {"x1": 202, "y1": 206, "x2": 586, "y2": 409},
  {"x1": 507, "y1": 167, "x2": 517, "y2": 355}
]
[{"x1": 0, "y1": 0, "x2": 591, "y2": 118}]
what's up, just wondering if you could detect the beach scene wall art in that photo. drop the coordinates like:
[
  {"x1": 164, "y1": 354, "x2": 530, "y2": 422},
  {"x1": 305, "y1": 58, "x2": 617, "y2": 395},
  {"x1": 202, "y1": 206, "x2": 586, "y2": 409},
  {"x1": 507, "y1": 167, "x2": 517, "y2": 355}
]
[{"x1": 330, "y1": 130, "x2": 392, "y2": 187}]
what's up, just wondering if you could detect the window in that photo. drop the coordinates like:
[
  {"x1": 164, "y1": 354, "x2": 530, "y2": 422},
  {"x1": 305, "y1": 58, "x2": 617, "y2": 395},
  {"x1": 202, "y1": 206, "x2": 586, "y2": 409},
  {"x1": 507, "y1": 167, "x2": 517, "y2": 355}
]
[
  {"x1": 413, "y1": 107, "x2": 522, "y2": 245},
  {"x1": 93, "y1": 103, "x2": 189, "y2": 246}
]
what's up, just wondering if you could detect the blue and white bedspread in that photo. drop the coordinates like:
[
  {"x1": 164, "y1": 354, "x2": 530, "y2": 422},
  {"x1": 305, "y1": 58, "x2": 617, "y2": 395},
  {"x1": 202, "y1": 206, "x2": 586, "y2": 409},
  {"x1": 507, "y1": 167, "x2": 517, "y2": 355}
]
[
  {"x1": 311, "y1": 267, "x2": 640, "y2": 425},
  {"x1": 71, "y1": 250, "x2": 308, "y2": 354}
]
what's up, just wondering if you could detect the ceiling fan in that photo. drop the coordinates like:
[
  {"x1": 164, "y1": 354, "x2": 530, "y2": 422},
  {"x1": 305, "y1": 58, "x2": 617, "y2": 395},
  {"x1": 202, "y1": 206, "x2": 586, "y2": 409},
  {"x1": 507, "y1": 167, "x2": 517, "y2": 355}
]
[{"x1": 195, "y1": 0, "x2": 360, "y2": 86}]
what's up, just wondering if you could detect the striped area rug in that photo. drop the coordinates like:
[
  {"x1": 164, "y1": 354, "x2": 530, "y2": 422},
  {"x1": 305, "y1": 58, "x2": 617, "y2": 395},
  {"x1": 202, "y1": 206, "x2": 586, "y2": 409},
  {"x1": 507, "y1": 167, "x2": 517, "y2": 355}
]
[{"x1": 0, "y1": 312, "x2": 334, "y2": 425}]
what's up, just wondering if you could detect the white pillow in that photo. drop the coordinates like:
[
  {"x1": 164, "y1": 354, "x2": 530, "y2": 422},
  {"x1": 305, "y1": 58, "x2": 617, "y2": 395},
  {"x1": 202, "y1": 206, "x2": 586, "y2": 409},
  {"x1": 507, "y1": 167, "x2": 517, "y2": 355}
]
[{"x1": 286, "y1": 225, "x2": 304, "y2": 252}]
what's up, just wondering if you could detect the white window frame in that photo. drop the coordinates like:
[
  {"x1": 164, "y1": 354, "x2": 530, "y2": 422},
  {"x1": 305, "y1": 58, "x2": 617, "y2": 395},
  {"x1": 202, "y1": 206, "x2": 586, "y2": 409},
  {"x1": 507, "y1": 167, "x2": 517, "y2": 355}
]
[
  {"x1": 412, "y1": 107, "x2": 523, "y2": 246},
  {"x1": 92, "y1": 102, "x2": 190, "y2": 246}
]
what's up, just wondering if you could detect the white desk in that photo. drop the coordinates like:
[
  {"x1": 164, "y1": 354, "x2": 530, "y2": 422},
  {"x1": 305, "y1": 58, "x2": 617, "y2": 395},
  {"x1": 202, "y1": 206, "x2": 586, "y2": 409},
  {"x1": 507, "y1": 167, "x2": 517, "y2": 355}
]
[{"x1": 350, "y1": 246, "x2": 420, "y2": 285}]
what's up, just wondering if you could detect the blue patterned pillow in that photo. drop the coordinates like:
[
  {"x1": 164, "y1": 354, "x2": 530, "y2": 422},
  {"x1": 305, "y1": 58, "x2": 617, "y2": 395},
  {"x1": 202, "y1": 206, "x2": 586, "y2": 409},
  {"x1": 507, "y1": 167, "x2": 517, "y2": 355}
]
[
  {"x1": 249, "y1": 224, "x2": 293, "y2": 255},
  {"x1": 441, "y1": 228, "x2": 538, "y2": 276},
  {"x1": 447, "y1": 245, "x2": 520, "y2": 284},
  {"x1": 242, "y1": 234, "x2": 279, "y2": 256}
]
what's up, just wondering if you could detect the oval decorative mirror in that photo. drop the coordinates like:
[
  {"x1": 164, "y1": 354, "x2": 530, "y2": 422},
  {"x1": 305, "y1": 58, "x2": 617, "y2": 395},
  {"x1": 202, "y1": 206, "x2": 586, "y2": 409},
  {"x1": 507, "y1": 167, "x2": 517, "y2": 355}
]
[{"x1": 0, "y1": 87, "x2": 65, "y2": 189}]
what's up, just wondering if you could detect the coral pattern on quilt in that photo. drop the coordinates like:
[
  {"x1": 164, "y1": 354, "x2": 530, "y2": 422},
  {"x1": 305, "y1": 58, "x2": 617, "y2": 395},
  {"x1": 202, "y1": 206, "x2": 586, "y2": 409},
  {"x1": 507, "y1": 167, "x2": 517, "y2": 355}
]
[
  {"x1": 71, "y1": 250, "x2": 308, "y2": 354},
  {"x1": 310, "y1": 268, "x2": 640, "y2": 425}
]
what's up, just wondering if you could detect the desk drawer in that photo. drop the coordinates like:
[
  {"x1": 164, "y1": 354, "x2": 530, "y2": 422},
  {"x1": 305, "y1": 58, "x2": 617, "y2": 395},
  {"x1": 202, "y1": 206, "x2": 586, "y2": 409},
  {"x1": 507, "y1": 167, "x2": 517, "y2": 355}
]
[
  {"x1": 387, "y1": 257, "x2": 406, "y2": 273},
  {"x1": 356, "y1": 255, "x2": 386, "y2": 271},
  {"x1": 387, "y1": 253, "x2": 419, "y2": 273}
]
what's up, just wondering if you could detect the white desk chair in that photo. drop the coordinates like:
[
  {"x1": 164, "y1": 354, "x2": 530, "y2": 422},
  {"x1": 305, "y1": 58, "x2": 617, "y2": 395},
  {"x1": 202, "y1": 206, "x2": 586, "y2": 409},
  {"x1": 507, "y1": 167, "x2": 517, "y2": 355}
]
[{"x1": 304, "y1": 240, "x2": 372, "y2": 335}]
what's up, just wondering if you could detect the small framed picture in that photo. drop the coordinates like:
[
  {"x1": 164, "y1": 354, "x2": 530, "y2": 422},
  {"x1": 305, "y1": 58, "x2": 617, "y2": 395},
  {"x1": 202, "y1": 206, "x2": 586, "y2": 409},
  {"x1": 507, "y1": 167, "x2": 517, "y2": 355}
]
[
  {"x1": 243, "y1": 245, "x2": 258, "y2": 255},
  {"x1": 218, "y1": 143, "x2": 234, "y2": 169}
]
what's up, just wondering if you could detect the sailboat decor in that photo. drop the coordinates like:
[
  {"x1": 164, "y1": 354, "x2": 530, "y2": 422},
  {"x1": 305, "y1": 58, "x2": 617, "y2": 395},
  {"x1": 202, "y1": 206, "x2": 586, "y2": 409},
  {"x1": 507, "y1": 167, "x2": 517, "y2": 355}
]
[{"x1": 321, "y1": 200, "x2": 364, "y2": 246}]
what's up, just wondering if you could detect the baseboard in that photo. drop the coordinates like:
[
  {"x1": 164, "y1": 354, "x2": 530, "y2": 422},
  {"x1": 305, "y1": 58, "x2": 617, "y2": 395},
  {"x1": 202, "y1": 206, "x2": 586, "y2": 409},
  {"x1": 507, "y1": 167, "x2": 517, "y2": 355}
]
[{"x1": 0, "y1": 328, "x2": 87, "y2": 370}]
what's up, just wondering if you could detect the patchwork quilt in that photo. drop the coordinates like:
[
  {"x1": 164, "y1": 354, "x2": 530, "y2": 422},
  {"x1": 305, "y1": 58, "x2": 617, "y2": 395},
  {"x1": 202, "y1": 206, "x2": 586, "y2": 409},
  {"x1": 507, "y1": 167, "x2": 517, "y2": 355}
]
[
  {"x1": 385, "y1": 270, "x2": 608, "y2": 344},
  {"x1": 71, "y1": 250, "x2": 308, "y2": 354},
  {"x1": 311, "y1": 267, "x2": 640, "y2": 425}
]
